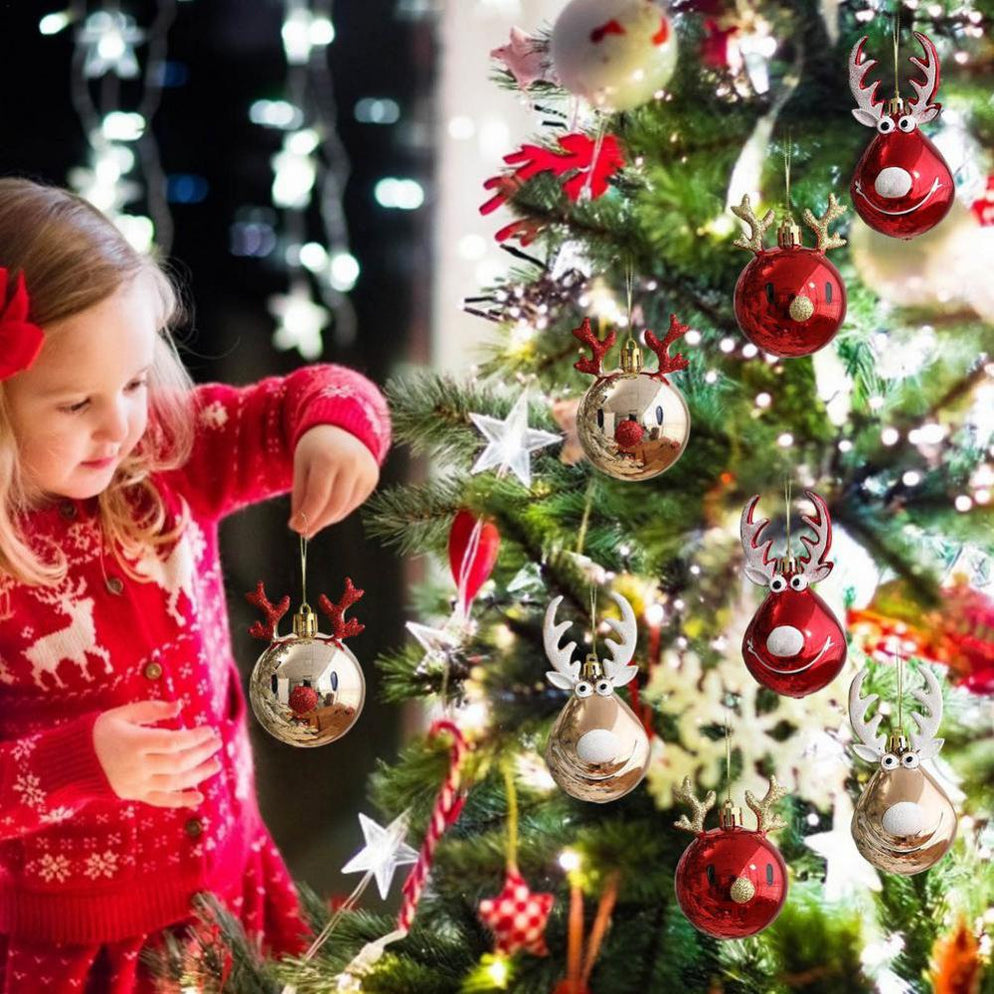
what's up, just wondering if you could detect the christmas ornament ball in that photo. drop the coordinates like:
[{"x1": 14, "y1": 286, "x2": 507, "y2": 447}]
[
  {"x1": 550, "y1": 0, "x2": 677, "y2": 112},
  {"x1": 249, "y1": 612, "x2": 365, "y2": 748},
  {"x1": 674, "y1": 824, "x2": 788, "y2": 939},
  {"x1": 733, "y1": 247, "x2": 846, "y2": 358},
  {"x1": 576, "y1": 369, "x2": 690, "y2": 481}
]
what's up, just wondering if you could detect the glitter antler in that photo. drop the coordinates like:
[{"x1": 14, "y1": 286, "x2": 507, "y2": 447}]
[
  {"x1": 802, "y1": 194, "x2": 847, "y2": 252},
  {"x1": 645, "y1": 314, "x2": 690, "y2": 381},
  {"x1": 849, "y1": 36, "x2": 885, "y2": 128},
  {"x1": 673, "y1": 776, "x2": 717, "y2": 835},
  {"x1": 572, "y1": 317, "x2": 617, "y2": 377},
  {"x1": 744, "y1": 776, "x2": 788, "y2": 833},
  {"x1": 318, "y1": 578, "x2": 366, "y2": 642},
  {"x1": 245, "y1": 582, "x2": 291, "y2": 641},
  {"x1": 731, "y1": 194, "x2": 775, "y2": 253},
  {"x1": 907, "y1": 31, "x2": 942, "y2": 124}
]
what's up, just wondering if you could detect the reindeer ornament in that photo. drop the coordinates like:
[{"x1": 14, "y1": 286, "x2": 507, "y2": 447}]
[
  {"x1": 731, "y1": 193, "x2": 847, "y2": 357},
  {"x1": 572, "y1": 314, "x2": 692, "y2": 481},
  {"x1": 740, "y1": 490, "x2": 847, "y2": 697},
  {"x1": 849, "y1": 32, "x2": 954, "y2": 240},
  {"x1": 849, "y1": 665, "x2": 957, "y2": 874},
  {"x1": 673, "y1": 776, "x2": 790, "y2": 939},
  {"x1": 245, "y1": 578, "x2": 366, "y2": 747},
  {"x1": 543, "y1": 591, "x2": 650, "y2": 802}
]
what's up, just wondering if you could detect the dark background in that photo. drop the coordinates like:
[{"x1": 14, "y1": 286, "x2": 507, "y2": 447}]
[{"x1": 0, "y1": 0, "x2": 434, "y2": 898}]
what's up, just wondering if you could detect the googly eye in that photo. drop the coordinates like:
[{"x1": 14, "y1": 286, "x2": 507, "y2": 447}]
[
  {"x1": 789, "y1": 574, "x2": 809, "y2": 591},
  {"x1": 881, "y1": 753, "x2": 899, "y2": 770},
  {"x1": 595, "y1": 679, "x2": 613, "y2": 697},
  {"x1": 770, "y1": 576, "x2": 787, "y2": 593},
  {"x1": 898, "y1": 115, "x2": 918, "y2": 133},
  {"x1": 575, "y1": 681, "x2": 593, "y2": 698},
  {"x1": 877, "y1": 117, "x2": 896, "y2": 134},
  {"x1": 901, "y1": 752, "x2": 921, "y2": 769}
]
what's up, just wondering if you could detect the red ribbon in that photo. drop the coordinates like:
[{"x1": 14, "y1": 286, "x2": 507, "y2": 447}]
[{"x1": 0, "y1": 269, "x2": 44, "y2": 381}]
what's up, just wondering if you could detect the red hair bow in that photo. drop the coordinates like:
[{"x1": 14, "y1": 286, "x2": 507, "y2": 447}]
[{"x1": 0, "y1": 269, "x2": 44, "y2": 382}]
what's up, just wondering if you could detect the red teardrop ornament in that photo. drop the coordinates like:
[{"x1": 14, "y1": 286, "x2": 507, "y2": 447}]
[
  {"x1": 851, "y1": 129, "x2": 954, "y2": 239},
  {"x1": 742, "y1": 583, "x2": 847, "y2": 697},
  {"x1": 675, "y1": 826, "x2": 788, "y2": 939},
  {"x1": 733, "y1": 246, "x2": 846, "y2": 357},
  {"x1": 448, "y1": 510, "x2": 501, "y2": 612}
]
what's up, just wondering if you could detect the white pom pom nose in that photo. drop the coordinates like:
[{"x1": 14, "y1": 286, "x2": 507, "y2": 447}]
[
  {"x1": 882, "y1": 801, "x2": 925, "y2": 837},
  {"x1": 766, "y1": 625, "x2": 804, "y2": 657},
  {"x1": 874, "y1": 167, "x2": 913, "y2": 199},
  {"x1": 577, "y1": 729, "x2": 619, "y2": 765}
]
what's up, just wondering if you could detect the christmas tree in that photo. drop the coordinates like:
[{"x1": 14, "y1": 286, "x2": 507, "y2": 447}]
[{"x1": 161, "y1": 0, "x2": 994, "y2": 991}]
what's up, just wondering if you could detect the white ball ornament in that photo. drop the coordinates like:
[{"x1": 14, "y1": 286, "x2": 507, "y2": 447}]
[{"x1": 550, "y1": 0, "x2": 677, "y2": 112}]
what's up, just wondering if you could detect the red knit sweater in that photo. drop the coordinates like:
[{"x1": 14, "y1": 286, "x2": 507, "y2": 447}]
[{"x1": 0, "y1": 364, "x2": 391, "y2": 944}]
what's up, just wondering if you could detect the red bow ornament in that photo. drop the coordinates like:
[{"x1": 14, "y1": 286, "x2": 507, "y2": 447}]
[{"x1": 0, "y1": 269, "x2": 44, "y2": 381}]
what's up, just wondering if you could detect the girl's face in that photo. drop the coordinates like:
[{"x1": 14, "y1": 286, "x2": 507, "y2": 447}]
[{"x1": 5, "y1": 276, "x2": 158, "y2": 501}]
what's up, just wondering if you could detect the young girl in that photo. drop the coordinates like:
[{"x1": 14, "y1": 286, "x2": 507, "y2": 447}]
[{"x1": 0, "y1": 178, "x2": 391, "y2": 992}]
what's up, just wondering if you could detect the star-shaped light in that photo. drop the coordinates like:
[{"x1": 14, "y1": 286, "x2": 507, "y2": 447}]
[
  {"x1": 269, "y1": 281, "x2": 329, "y2": 359},
  {"x1": 805, "y1": 792, "x2": 881, "y2": 901},
  {"x1": 470, "y1": 392, "x2": 560, "y2": 488},
  {"x1": 341, "y1": 812, "x2": 419, "y2": 900},
  {"x1": 406, "y1": 621, "x2": 461, "y2": 676},
  {"x1": 478, "y1": 869, "x2": 554, "y2": 956},
  {"x1": 81, "y1": 10, "x2": 144, "y2": 79}
]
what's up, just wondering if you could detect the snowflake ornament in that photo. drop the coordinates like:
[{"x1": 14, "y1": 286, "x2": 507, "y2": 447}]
[{"x1": 478, "y1": 869, "x2": 554, "y2": 956}]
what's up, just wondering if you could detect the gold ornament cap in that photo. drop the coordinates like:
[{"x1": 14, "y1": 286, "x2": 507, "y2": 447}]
[
  {"x1": 619, "y1": 338, "x2": 643, "y2": 374},
  {"x1": 292, "y1": 604, "x2": 318, "y2": 637},
  {"x1": 777, "y1": 216, "x2": 802, "y2": 249},
  {"x1": 719, "y1": 799, "x2": 744, "y2": 828},
  {"x1": 885, "y1": 97, "x2": 905, "y2": 118},
  {"x1": 580, "y1": 654, "x2": 604, "y2": 681}
]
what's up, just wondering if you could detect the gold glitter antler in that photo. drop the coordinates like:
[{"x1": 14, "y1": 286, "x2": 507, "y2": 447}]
[
  {"x1": 731, "y1": 194, "x2": 775, "y2": 254},
  {"x1": 802, "y1": 194, "x2": 848, "y2": 252},
  {"x1": 744, "y1": 776, "x2": 789, "y2": 833},
  {"x1": 673, "y1": 776, "x2": 717, "y2": 835}
]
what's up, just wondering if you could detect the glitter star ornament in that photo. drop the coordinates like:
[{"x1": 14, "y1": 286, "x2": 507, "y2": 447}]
[
  {"x1": 478, "y1": 870, "x2": 555, "y2": 956},
  {"x1": 470, "y1": 392, "x2": 561, "y2": 487},
  {"x1": 341, "y1": 813, "x2": 419, "y2": 900}
]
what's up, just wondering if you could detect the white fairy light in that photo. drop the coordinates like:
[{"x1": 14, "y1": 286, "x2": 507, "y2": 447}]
[
  {"x1": 955, "y1": 495, "x2": 973, "y2": 512},
  {"x1": 329, "y1": 251, "x2": 360, "y2": 291},
  {"x1": 755, "y1": 392, "x2": 771, "y2": 409},
  {"x1": 777, "y1": 432, "x2": 793, "y2": 447},
  {"x1": 269, "y1": 281, "x2": 330, "y2": 358},
  {"x1": 881, "y1": 427, "x2": 900, "y2": 446},
  {"x1": 558, "y1": 849, "x2": 581, "y2": 872},
  {"x1": 902, "y1": 471, "x2": 921, "y2": 487},
  {"x1": 81, "y1": 10, "x2": 144, "y2": 79},
  {"x1": 39, "y1": 10, "x2": 72, "y2": 35}
]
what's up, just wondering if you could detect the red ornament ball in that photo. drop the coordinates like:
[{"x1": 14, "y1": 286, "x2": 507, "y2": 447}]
[
  {"x1": 288, "y1": 685, "x2": 319, "y2": 716},
  {"x1": 733, "y1": 247, "x2": 846, "y2": 357},
  {"x1": 675, "y1": 825, "x2": 788, "y2": 939}
]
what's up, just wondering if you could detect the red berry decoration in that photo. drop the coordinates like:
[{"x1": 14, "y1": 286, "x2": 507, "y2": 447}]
[
  {"x1": 673, "y1": 776, "x2": 789, "y2": 939},
  {"x1": 739, "y1": 490, "x2": 847, "y2": 698},
  {"x1": 288, "y1": 685, "x2": 319, "y2": 716},
  {"x1": 848, "y1": 32, "x2": 954, "y2": 240},
  {"x1": 731, "y1": 194, "x2": 848, "y2": 358}
]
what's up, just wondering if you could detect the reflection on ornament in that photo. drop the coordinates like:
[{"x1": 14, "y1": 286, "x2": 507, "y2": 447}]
[
  {"x1": 543, "y1": 592, "x2": 649, "y2": 802},
  {"x1": 848, "y1": 33, "x2": 954, "y2": 239},
  {"x1": 470, "y1": 392, "x2": 561, "y2": 488},
  {"x1": 848, "y1": 665, "x2": 957, "y2": 874},
  {"x1": 673, "y1": 776, "x2": 789, "y2": 938},
  {"x1": 246, "y1": 580, "x2": 366, "y2": 747},
  {"x1": 740, "y1": 491, "x2": 847, "y2": 697},
  {"x1": 573, "y1": 315, "x2": 692, "y2": 481},
  {"x1": 731, "y1": 194, "x2": 847, "y2": 358},
  {"x1": 550, "y1": 0, "x2": 677, "y2": 111}
]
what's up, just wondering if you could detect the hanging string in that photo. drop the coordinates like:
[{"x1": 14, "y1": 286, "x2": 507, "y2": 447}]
[
  {"x1": 783, "y1": 133, "x2": 793, "y2": 215},
  {"x1": 581, "y1": 117, "x2": 609, "y2": 202},
  {"x1": 896, "y1": 647, "x2": 905, "y2": 735},
  {"x1": 299, "y1": 515, "x2": 310, "y2": 610},
  {"x1": 724, "y1": 713, "x2": 733, "y2": 803},
  {"x1": 784, "y1": 477, "x2": 793, "y2": 558},
  {"x1": 590, "y1": 587, "x2": 598, "y2": 657},
  {"x1": 576, "y1": 478, "x2": 596, "y2": 555},
  {"x1": 503, "y1": 761, "x2": 520, "y2": 874},
  {"x1": 893, "y1": 11, "x2": 901, "y2": 100},
  {"x1": 625, "y1": 258, "x2": 635, "y2": 340}
]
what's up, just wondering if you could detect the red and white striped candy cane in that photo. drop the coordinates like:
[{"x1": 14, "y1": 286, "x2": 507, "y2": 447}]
[{"x1": 397, "y1": 719, "x2": 469, "y2": 933}]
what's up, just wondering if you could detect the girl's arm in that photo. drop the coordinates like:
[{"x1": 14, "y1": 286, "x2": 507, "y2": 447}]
[
  {"x1": 0, "y1": 712, "x2": 117, "y2": 840},
  {"x1": 166, "y1": 364, "x2": 390, "y2": 521}
]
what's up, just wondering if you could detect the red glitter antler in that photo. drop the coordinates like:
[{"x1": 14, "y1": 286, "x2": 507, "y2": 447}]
[
  {"x1": 572, "y1": 317, "x2": 616, "y2": 377},
  {"x1": 318, "y1": 578, "x2": 366, "y2": 642},
  {"x1": 245, "y1": 582, "x2": 291, "y2": 641},
  {"x1": 645, "y1": 314, "x2": 690, "y2": 381}
]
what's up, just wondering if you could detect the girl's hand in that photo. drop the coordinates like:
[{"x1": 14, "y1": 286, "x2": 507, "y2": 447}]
[
  {"x1": 93, "y1": 700, "x2": 222, "y2": 809},
  {"x1": 290, "y1": 425, "x2": 380, "y2": 537}
]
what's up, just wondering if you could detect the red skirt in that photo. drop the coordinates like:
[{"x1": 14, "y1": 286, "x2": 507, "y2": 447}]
[{"x1": 0, "y1": 833, "x2": 309, "y2": 994}]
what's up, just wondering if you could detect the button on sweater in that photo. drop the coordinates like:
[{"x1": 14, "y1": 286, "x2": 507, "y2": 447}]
[{"x1": 0, "y1": 364, "x2": 391, "y2": 944}]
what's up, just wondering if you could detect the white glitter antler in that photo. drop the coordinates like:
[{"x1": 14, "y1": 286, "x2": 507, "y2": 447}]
[
  {"x1": 906, "y1": 31, "x2": 942, "y2": 125},
  {"x1": 849, "y1": 36, "x2": 885, "y2": 128},
  {"x1": 848, "y1": 668, "x2": 887, "y2": 763},
  {"x1": 908, "y1": 665, "x2": 945, "y2": 760},
  {"x1": 740, "y1": 495, "x2": 778, "y2": 587},
  {"x1": 543, "y1": 595, "x2": 580, "y2": 690},
  {"x1": 601, "y1": 591, "x2": 639, "y2": 687}
]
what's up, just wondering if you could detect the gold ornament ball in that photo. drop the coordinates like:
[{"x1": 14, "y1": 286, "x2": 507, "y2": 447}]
[
  {"x1": 249, "y1": 632, "x2": 365, "y2": 748},
  {"x1": 851, "y1": 765, "x2": 957, "y2": 875},
  {"x1": 576, "y1": 372, "x2": 690, "y2": 481},
  {"x1": 545, "y1": 692, "x2": 650, "y2": 803}
]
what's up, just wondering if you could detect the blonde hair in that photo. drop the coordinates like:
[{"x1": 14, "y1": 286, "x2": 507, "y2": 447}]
[{"x1": 0, "y1": 178, "x2": 196, "y2": 587}]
